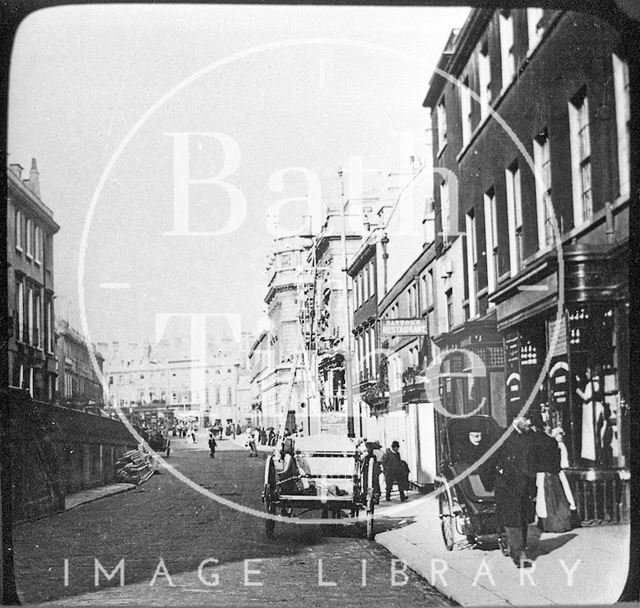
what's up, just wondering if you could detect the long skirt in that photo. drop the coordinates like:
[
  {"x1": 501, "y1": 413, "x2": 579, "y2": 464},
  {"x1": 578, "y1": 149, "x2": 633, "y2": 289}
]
[{"x1": 536, "y1": 472, "x2": 572, "y2": 532}]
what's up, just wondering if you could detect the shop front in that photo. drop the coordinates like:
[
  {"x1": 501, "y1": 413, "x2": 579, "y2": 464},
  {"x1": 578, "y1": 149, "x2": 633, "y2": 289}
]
[{"x1": 492, "y1": 245, "x2": 629, "y2": 525}]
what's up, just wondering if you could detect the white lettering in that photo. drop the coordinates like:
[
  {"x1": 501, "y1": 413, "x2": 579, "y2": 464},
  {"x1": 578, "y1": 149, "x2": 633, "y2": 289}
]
[
  {"x1": 149, "y1": 558, "x2": 175, "y2": 587},
  {"x1": 519, "y1": 561, "x2": 537, "y2": 586},
  {"x1": 317, "y1": 558, "x2": 337, "y2": 587},
  {"x1": 559, "y1": 559, "x2": 582, "y2": 587},
  {"x1": 431, "y1": 558, "x2": 449, "y2": 587},
  {"x1": 472, "y1": 559, "x2": 496, "y2": 587},
  {"x1": 198, "y1": 557, "x2": 220, "y2": 587},
  {"x1": 94, "y1": 558, "x2": 125, "y2": 587},
  {"x1": 164, "y1": 131, "x2": 247, "y2": 237},
  {"x1": 244, "y1": 559, "x2": 263, "y2": 587},
  {"x1": 197, "y1": 558, "x2": 220, "y2": 587},
  {"x1": 391, "y1": 559, "x2": 409, "y2": 587}
]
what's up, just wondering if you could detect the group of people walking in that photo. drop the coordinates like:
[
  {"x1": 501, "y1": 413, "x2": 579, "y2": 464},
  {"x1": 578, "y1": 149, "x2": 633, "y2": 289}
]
[{"x1": 173, "y1": 421, "x2": 198, "y2": 442}]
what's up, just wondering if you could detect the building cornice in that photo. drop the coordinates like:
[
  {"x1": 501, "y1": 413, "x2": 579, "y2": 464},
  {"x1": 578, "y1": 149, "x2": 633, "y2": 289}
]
[{"x1": 7, "y1": 170, "x2": 60, "y2": 232}]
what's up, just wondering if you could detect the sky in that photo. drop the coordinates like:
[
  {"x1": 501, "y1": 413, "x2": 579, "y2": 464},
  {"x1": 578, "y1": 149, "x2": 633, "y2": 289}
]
[{"x1": 8, "y1": 3, "x2": 470, "y2": 349}]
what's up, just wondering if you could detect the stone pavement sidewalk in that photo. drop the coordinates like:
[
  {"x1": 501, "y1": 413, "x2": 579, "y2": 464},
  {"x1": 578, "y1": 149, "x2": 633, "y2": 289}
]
[
  {"x1": 375, "y1": 494, "x2": 631, "y2": 606},
  {"x1": 64, "y1": 483, "x2": 136, "y2": 511}
]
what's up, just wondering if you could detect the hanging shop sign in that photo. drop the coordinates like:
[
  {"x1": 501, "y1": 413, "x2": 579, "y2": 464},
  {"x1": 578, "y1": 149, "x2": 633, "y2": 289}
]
[{"x1": 380, "y1": 319, "x2": 429, "y2": 336}]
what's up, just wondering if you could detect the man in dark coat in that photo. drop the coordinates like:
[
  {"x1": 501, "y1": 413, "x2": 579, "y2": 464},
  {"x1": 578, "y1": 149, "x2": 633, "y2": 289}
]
[
  {"x1": 492, "y1": 416, "x2": 539, "y2": 567},
  {"x1": 208, "y1": 430, "x2": 217, "y2": 458},
  {"x1": 380, "y1": 441, "x2": 408, "y2": 502}
]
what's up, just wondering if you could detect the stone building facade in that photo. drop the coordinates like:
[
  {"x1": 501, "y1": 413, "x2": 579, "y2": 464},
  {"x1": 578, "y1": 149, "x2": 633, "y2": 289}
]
[{"x1": 7, "y1": 160, "x2": 59, "y2": 401}]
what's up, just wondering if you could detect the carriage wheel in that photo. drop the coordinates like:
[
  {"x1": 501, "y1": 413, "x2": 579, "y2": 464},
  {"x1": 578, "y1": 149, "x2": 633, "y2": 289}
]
[
  {"x1": 265, "y1": 491, "x2": 276, "y2": 538},
  {"x1": 264, "y1": 457, "x2": 278, "y2": 539},
  {"x1": 439, "y1": 491, "x2": 455, "y2": 551},
  {"x1": 366, "y1": 456, "x2": 375, "y2": 541}
]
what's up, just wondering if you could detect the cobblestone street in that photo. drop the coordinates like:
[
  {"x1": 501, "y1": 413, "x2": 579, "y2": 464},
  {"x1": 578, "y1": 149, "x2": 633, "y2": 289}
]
[{"x1": 13, "y1": 437, "x2": 454, "y2": 606}]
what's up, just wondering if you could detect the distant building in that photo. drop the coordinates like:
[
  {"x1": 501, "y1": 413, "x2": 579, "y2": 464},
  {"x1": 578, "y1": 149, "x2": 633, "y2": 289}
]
[
  {"x1": 104, "y1": 340, "x2": 248, "y2": 429},
  {"x1": 56, "y1": 319, "x2": 105, "y2": 412},
  {"x1": 256, "y1": 235, "x2": 314, "y2": 433},
  {"x1": 305, "y1": 198, "x2": 370, "y2": 436},
  {"x1": 7, "y1": 159, "x2": 59, "y2": 401}
]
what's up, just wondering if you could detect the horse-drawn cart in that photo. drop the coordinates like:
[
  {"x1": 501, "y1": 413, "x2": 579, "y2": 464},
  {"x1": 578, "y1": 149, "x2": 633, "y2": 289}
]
[{"x1": 262, "y1": 434, "x2": 379, "y2": 540}]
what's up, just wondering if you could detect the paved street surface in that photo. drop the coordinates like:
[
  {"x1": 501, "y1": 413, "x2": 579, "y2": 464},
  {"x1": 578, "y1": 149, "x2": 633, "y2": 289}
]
[{"x1": 13, "y1": 435, "x2": 454, "y2": 607}]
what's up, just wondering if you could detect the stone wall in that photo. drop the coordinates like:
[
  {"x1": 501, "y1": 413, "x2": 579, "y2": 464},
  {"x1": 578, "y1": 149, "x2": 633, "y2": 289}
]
[{"x1": 3, "y1": 389, "x2": 137, "y2": 521}]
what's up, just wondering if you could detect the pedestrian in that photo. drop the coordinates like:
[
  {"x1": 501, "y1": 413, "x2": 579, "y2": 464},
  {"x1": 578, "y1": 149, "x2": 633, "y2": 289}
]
[
  {"x1": 190, "y1": 424, "x2": 197, "y2": 443},
  {"x1": 492, "y1": 415, "x2": 539, "y2": 568},
  {"x1": 530, "y1": 415, "x2": 573, "y2": 532},
  {"x1": 208, "y1": 429, "x2": 217, "y2": 458},
  {"x1": 455, "y1": 425, "x2": 494, "y2": 491},
  {"x1": 380, "y1": 441, "x2": 408, "y2": 502},
  {"x1": 246, "y1": 430, "x2": 259, "y2": 457}
]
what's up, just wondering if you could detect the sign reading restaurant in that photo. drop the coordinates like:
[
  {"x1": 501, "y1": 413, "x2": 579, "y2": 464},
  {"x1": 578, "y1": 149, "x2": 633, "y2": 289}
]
[{"x1": 380, "y1": 319, "x2": 429, "y2": 336}]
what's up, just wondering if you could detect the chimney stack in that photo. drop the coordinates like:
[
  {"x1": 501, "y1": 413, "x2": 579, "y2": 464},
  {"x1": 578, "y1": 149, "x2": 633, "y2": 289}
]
[{"x1": 26, "y1": 158, "x2": 41, "y2": 198}]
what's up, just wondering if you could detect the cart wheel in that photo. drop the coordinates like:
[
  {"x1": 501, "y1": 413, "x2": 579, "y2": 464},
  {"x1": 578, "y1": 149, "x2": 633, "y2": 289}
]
[
  {"x1": 264, "y1": 457, "x2": 278, "y2": 539},
  {"x1": 439, "y1": 491, "x2": 455, "y2": 551},
  {"x1": 366, "y1": 457, "x2": 375, "y2": 541},
  {"x1": 265, "y1": 491, "x2": 276, "y2": 538}
]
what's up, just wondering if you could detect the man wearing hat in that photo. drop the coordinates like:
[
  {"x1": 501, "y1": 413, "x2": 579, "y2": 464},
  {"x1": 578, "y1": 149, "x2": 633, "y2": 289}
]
[
  {"x1": 380, "y1": 440, "x2": 408, "y2": 502},
  {"x1": 492, "y1": 415, "x2": 539, "y2": 567}
]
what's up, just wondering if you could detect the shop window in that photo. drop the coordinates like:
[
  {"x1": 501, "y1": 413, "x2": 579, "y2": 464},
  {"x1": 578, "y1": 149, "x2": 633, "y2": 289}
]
[{"x1": 569, "y1": 305, "x2": 621, "y2": 467}]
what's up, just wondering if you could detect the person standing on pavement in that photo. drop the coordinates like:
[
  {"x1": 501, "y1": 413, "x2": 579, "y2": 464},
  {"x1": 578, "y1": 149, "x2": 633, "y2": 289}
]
[
  {"x1": 208, "y1": 429, "x2": 217, "y2": 459},
  {"x1": 530, "y1": 413, "x2": 572, "y2": 533},
  {"x1": 247, "y1": 430, "x2": 259, "y2": 457},
  {"x1": 380, "y1": 441, "x2": 408, "y2": 502},
  {"x1": 492, "y1": 416, "x2": 539, "y2": 568}
]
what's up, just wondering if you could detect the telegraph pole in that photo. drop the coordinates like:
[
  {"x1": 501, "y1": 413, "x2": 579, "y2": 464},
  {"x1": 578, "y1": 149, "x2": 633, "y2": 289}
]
[{"x1": 338, "y1": 169, "x2": 355, "y2": 437}]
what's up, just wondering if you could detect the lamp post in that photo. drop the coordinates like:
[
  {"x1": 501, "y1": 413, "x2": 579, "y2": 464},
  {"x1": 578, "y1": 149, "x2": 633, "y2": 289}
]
[
  {"x1": 233, "y1": 362, "x2": 241, "y2": 437},
  {"x1": 338, "y1": 168, "x2": 355, "y2": 438}
]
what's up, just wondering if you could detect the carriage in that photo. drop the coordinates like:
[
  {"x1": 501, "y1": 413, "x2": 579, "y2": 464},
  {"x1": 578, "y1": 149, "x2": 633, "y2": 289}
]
[
  {"x1": 435, "y1": 414, "x2": 505, "y2": 551},
  {"x1": 147, "y1": 429, "x2": 171, "y2": 457},
  {"x1": 261, "y1": 434, "x2": 379, "y2": 540}
]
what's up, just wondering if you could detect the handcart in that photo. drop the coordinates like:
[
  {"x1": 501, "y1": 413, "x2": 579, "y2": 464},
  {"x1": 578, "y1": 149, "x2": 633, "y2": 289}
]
[
  {"x1": 435, "y1": 414, "x2": 504, "y2": 550},
  {"x1": 262, "y1": 434, "x2": 379, "y2": 540}
]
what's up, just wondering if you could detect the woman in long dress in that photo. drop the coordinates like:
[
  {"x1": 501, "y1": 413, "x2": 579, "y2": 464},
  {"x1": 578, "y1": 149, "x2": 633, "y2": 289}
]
[{"x1": 531, "y1": 419, "x2": 572, "y2": 532}]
